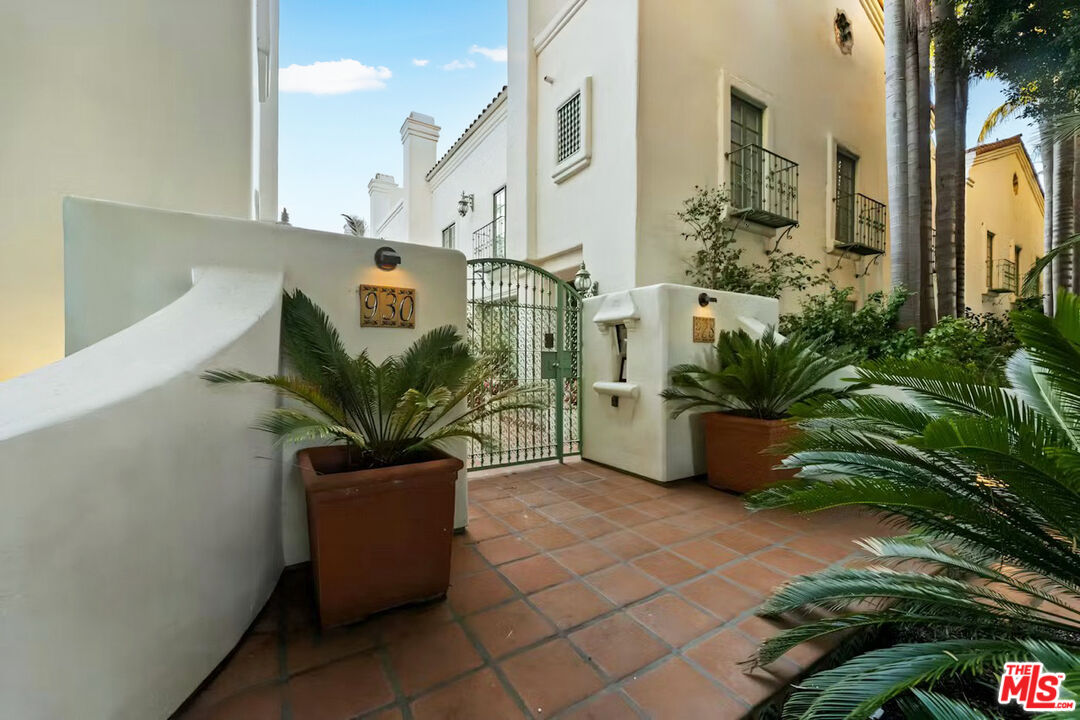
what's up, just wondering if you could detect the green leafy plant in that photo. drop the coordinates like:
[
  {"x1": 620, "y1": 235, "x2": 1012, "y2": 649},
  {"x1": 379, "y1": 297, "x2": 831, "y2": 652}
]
[
  {"x1": 203, "y1": 290, "x2": 540, "y2": 468},
  {"x1": 905, "y1": 310, "x2": 1021, "y2": 382},
  {"x1": 680, "y1": 186, "x2": 827, "y2": 299},
  {"x1": 743, "y1": 290, "x2": 1080, "y2": 719},
  {"x1": 661, "y1": 329, "x2": 858, "y2": 421},
  {"x1": 780, "y1": 286, "x2": 919, "y2": 362}
]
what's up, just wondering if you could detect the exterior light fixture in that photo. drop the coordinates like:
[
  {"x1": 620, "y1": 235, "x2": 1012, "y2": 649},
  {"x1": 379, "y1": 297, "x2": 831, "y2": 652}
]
[
  {"x1": 573, "y1": 262, "x2": 599, "y2": 297},
  {"x1": 374, "y1": 246, "x2": 401, "y2": 271},
  {"x1": 698, "y1": 292, "x2": 717, "y2": 307},
  {"x1": 458, "y1": 192, "x2": 474, "y2": 217}
]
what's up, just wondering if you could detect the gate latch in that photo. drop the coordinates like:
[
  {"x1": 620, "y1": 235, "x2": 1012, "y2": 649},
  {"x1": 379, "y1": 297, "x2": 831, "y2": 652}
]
[{"x1": 540, "y1": 351, "x2": 571, "y2": 379}]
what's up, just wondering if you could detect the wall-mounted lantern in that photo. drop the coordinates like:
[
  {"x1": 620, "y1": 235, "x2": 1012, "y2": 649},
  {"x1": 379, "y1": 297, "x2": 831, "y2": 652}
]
[
  {"x1": 573, "y1": 262, "x2": 599, "y2": 297},
  {"x1": 698, "y1": 292, "x2": 718, "y2": 307},
  {"x1": 374, "y1": 246, "x2": 401, "y2": 271},
  {"x1": 458, "y1": 192, "x2": 474, "y2": 217}
]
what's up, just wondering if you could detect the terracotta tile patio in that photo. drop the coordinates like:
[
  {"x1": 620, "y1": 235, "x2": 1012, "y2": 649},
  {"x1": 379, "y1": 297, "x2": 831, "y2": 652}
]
[{"x1": 174, "y1": 459, "x2": 885, "y2": 720}]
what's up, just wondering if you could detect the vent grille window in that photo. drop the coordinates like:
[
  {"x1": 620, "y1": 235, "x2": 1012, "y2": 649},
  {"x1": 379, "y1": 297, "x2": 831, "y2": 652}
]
[{"x1": 556, "y1": 91, "x2": 582, "y2": 163}]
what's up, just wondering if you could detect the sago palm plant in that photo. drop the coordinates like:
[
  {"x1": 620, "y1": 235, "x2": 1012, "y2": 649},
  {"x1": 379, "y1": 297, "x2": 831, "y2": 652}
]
[
  {"x1": 661, "y1": 329, "x2": 858, "y2": 420},
  {"x1": 203, "y1": 289, "x2": 540, "y2": 468},
  {"x1": 744, "y1": 290, "x2": 1080, "y2": 719}
]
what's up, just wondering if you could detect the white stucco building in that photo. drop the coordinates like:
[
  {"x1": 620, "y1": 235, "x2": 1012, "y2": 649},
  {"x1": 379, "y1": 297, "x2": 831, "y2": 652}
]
[
  {"x1": 370, "y1": 0, "x2": 892, "y2": 311},
  {"x1": 0, "y1": 0, "x2": 280, "y2": 381}
]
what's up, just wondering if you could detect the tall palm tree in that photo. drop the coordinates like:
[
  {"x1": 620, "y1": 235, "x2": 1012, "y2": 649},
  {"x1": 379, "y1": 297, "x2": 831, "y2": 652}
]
[
  {"x1": 1054, "y1": 134, "x2": 1075, "y2": 293},
  {"x1": 913, "y1": 0, "x2": 936, "y2": 330},
  {"x1": 954, "y1": 79, "x2": 969, "y2": 315},
  {"x1": 1073, "y1": 136, "x2": 1080, "y2": 293},
  {"x1": 886, "y1": 0, "x2": 911, "y2": 327},
  {"x1": 744, "y1": 290, "x2": 1080, "y2": 718},
  {"x1": 1042, "y1": 119, "x2": 1057, "y2": 314},
  {"x1": 933, "y1": 0, "x2": 960, "y2": 318}
]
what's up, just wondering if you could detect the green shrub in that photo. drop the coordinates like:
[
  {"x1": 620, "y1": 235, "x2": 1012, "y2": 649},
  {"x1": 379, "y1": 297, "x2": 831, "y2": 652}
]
[
  {"x1": 679, "y1": 186, "x2": 827, "y2": 299},
  {"x1": 905, "y1": 311, "x2": 1020, "y2": 381},
  {"x1": 780, "y1": 286, "x2": 919, "y2": 362}
]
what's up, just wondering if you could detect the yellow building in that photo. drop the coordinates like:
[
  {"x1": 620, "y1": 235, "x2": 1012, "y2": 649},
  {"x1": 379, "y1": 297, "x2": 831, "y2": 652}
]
[{"x1": 962, "y1": 135, "x2": 1045, "y2": 314}]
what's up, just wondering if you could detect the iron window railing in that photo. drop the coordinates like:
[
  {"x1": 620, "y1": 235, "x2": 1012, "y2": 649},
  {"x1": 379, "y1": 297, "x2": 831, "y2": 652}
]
[
  {"x1": 726, "y1": 144, "x2": 799, "y2": 228},
  {"x1": 835, "y1": 193, "x2": 887, "y2": 255},
  {"x1": 472, "y1": 217, "x2": 505, "y2": 258},
  {"x1": 987, "y1": 258, "x2": 1018, "y2": 294}
]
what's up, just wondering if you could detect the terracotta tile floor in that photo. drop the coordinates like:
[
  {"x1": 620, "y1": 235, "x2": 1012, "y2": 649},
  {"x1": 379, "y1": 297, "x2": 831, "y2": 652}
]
[{"x1": 174, "y1": 459, "x2": 886, "y2": 720}]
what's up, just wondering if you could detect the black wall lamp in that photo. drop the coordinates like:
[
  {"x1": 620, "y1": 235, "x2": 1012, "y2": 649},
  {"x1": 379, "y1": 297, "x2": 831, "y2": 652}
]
[
  {"x1": 698, "y1": 292, "x2": 717, "y2": 307},
  {"x1": 374, "y1": 246, "x2": 401, "y2": 271}
]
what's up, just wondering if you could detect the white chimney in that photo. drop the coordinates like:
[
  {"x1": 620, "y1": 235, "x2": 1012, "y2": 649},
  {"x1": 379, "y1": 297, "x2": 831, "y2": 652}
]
[
  {"x1": 367, "y1": 173, "x2": 399, "y2": 235},
  {"x1": 400, "y1": 112, "x2": 440, "y2": 245}
]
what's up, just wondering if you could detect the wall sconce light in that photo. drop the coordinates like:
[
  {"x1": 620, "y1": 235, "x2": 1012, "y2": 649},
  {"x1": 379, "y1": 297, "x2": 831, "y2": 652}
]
[
  {"x1": 374, "y1": 246, "x2": 401, "y2": 271},
  {"x1": 698, "y1": 292, "x2": 717, "y2": 307},
  {"x1": 458, "y1": 192, "x2": 474, "y2": 217}
]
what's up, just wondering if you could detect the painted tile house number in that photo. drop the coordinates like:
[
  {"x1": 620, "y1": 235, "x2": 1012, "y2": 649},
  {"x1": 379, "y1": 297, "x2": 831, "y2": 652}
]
[{"x1": 359, "y1": 285, "x2": 416, "y2": 328}]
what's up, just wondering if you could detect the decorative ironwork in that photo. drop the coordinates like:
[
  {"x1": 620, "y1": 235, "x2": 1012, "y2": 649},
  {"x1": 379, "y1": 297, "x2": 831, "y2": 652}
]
[
  {"x1": 835, "y1": 193, "x2": 887, "y2": 255},
  {"x1": 726, "y1": 144, "x2": 799, "y2": 228},
  {"x1": 472, "y1": 218, "x2": 506, "y2": 258},
  {"x1": 987, "y1": 258, "x2": 1018, "y2": 294},
  {"x1": 466, "y1": 259, "x2": 581, "y2": 469}
]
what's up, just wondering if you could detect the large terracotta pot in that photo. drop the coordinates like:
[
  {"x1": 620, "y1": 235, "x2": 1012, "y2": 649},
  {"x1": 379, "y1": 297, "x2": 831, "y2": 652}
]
[
  {"x1": 701, "y1": 412, "x2": 796, "y2": 493},
  {"x1": 297, "y1": 446, "x2": 462, "y2": 629}
]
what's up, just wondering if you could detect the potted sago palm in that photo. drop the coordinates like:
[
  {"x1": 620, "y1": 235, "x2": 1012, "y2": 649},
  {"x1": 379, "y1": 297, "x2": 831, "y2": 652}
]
[
  {"x1": 204, "y1": 290, "x2": 538, "y2": 628},
  {"x1": 661, "y1": 329, "x2": 855, "y2": 493}
]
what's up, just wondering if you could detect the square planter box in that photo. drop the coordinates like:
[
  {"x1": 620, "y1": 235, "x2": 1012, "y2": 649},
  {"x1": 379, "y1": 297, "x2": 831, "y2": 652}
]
[
  {"x1": 702, "y1": 412, "x2": 796, "y2": 493},
  {"x1": 298, "y1": 446, "x2": 462, "y2": 629}
]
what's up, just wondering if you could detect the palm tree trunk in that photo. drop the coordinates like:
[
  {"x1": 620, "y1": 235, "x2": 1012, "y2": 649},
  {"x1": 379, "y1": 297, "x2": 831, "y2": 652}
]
[
  {"x1": 1073, "y1": 135, "x2": 1080, "y2": 293},
  {"x1": 1053, "y1": 131, "x2": 1074, "y2": 296},
  {"x1": 914, "y1": 0, "x2": 935, "y2": 329},
  {"x1": 933, "y1": 0, "x2": 958, "y2": 318},
  {"x1": 1041, "y1": 120, "x2": 1056, "y2": 314},
  {"x1": 886, "y1": 0, "x2": 911, "y2": 326},
  {"x1": 954, "y1": 78, "x2": 968, "y2": 315},
  {"x1": 904, "y1": 0, "x2": 926, "y2": 328}
]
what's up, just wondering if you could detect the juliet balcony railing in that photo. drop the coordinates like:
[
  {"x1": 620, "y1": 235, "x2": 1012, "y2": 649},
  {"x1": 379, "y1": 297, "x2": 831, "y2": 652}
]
[
  {"x1": 987, "y1": 258, "x2": 1018, "y2": 294},
  {"x1": 835, "y1": 193, "x2": 887, "y2": 255},
  {"x1": 473, "y1": 217, "x2": 506, "y2": 258},
  {"x1": 726, "y1": 144, "x2": 799, "y2": 228}
]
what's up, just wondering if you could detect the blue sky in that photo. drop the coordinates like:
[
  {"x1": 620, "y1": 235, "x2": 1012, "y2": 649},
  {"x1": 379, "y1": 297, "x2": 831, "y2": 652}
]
[
  {"x1": 279, "y1": 2, "x2": 1040, "y2": 233},
  {"x1": 279, "y1": 0, "x2": 508, "y2": 232}
]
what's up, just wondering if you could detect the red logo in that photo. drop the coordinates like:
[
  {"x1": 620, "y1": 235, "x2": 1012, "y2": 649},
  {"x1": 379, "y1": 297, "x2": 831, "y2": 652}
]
[{"x1": 998, "y1": 662, "x2": 1076, "y2": 712}]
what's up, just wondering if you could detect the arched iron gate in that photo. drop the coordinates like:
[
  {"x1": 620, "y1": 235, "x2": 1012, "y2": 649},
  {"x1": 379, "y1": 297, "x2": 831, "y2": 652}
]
[{"x1": 466, "y1": 258, "x2": 582, "y2": 469}]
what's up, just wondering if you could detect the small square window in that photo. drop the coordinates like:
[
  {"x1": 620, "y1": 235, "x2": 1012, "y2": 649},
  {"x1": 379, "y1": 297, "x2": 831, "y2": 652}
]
[
  {"x1": 556, "y1": 92, "x2": 581, "y2": 163},
  {"x1": 552, "y1": 77, "x2": 592, "y2": 184}
]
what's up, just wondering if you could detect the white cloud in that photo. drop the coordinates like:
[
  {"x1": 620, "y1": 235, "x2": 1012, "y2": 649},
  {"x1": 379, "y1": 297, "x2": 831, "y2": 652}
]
[
  {"x1": 469, "y1": 45, "x2": 508, "y2": 63},
  {"x1": 279, "y1": 59, "x2": 391, "y2": 95},
  {"x1": 412, "y1": 58, "x2": 429, "y2": 67},
  {"x1": 441, "y1": 59, "x2": 477, "y2": 71}
]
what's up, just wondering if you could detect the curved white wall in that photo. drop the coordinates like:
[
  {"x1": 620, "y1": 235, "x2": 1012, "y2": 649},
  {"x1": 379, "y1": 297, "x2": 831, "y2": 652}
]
[{"x1": 0, "y1": 267, "x2": 285, "y2": 720}]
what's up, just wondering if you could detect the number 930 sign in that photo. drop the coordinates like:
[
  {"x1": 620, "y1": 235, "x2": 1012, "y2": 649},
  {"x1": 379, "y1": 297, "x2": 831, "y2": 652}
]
[{"x1": 359, "y1": 285, "x2": 416, "y2": 328}]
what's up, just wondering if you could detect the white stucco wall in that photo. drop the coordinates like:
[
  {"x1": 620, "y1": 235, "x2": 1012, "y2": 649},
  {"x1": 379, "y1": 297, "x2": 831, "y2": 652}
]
[
  {"x1": 0, "y1": 0, "x2": 278, "y2": 381},
  {"x1": 582, "y1": 284, "x2": 778, "y2": 482},
  {"x1": 0, "y1": 267, "x2": 284, "y2": 720},
  {"x1": 429, "y1": 100, "x2": 510, "y2": 259},
  {"x1": 635, "y1": 0, "x2": 889, "y2": 311},
  {"x1": 532, "y1": 0, "x2": 640, "y2": 286},
  {"x1": 62, "y1": 198, "x2": 469, "y2": 566}
]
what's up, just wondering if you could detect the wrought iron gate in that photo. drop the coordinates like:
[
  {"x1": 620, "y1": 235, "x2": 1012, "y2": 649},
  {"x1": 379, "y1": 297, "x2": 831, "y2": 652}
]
[{"x1": 466, "y1": 258, "x2": 582, "y2": 469}]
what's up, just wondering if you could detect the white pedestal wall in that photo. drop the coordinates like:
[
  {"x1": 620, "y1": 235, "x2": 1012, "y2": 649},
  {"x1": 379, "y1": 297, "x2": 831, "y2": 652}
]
[{"x1": 582, "y1": 284, "x2": 778, "y2": 483}]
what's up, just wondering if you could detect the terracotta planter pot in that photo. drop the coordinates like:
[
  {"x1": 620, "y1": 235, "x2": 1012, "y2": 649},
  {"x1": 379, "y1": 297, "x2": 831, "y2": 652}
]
[
  {"x1": 701, "y1": 412, "x2": 796, "y2": 493},
  {"x1": 298, "y1": 446, "x2": 462, "y2": 629}
]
